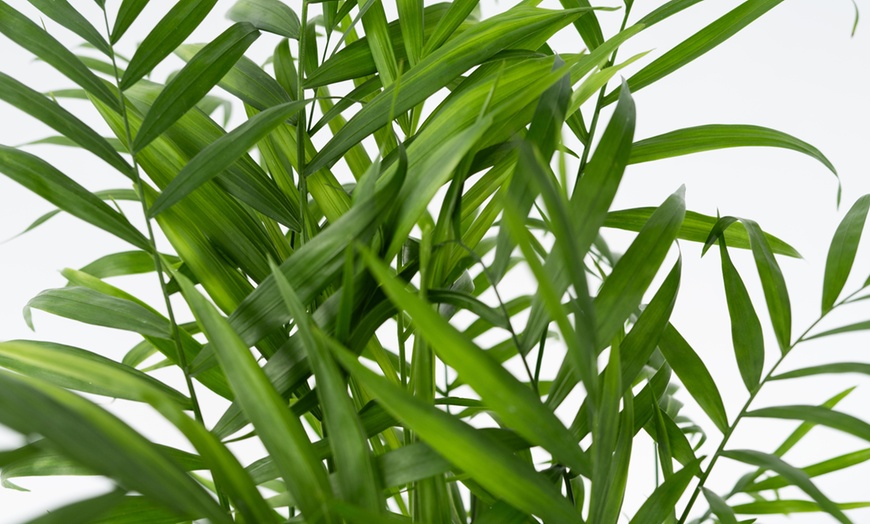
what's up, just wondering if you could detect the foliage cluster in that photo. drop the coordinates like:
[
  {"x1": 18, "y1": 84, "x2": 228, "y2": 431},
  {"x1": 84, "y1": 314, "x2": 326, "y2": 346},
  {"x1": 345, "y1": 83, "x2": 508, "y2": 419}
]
[{"x1": 1, "y1": 0, "x2": 869, "y2": 523}]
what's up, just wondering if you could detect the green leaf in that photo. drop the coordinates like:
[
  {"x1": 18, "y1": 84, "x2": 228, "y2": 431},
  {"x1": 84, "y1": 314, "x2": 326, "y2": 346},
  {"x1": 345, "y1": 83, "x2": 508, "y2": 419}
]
[
  {"x1": 326, "y1": 338, "x2": 583, "y2": 524},
  {"x1": 24, "y1": 490, "x2": 127, "y2": 524},
  {"x1": 747, "y1": 448, "x2": 870, "y2": 492},
  {"x1": 0, "y1": 147, "x2": 149, "y2": 251},
  {"x1": 636, "y1": 0, "x2": 705, "y2": 27},
  {"x1": 718, "y1": 236, "x2": 765, "y2": 391},
  {"x1": 609, "y1": 0, "x2": 786, "y2": 103},
  {"x1": 271, "y1": 263, "x2": 383, "y2": 512},
  {"x1": 721, "y1": 449, "x2": 850, "y2": 523},
  {"x1": 359, "y1": 246, "x2": 590, "y2": 475},
  {"x1": 0, "y1": 2, "x2": 120, "y2": 111},
  {"x1": 0, "y1": 72, "x2": 133, "y2": 178},
  {"x1": 595, "y1": 187, "x2": 686, "y2": 345},
  {"x1": 628, "y1": 460, "x2": 701, "y2": 524},
  {"x1": 703, "y1": 488, "x2": 739, "y2": 524},
  {"x1": 79, "y1": 251, "x2": 161, "y2": 279},
  {"x1": 628, "y1": 125, "x2": 839, "y2": 199},
  {"x1": 133, "y1": 23, "x2": 260, "y2": 152},
  {"x1": 120, "y1": 0, "x2": 220, "y2": 89},
  {"x1": 604, "y1": 208, "x2": 800, "y2": 258},
  {"x1": 0, "y1": 371, "x2": 231, "y2": 523},
  {"x1": 228, "y1": 0, "x2": 301, "y2": 38},
  {"x1": 24, "y1": 286, "x2": 169, "y2": 338},
  {"x1": 111, "y1": 0, "x2": 150, "y2": 44},
  {"x1": 27, "y1": 0, "x2": 111, "y2": 55},
  {"x1": 658, "y1": 325, "x2": 729, "y2": 433},
  {"x1": 706, "y1": 218, "x2": 792, "y2": 352},
  {"x1": 747, "y1": 405, "x2": 870, "y2": 442},
  {"x1": 771, "y1": 362, "x2": 870, "y2": 380},
  {"x1": 732, "y1": 499, "x2": 870, "y2": 515},
  {"x1": 175, "y1": 274, "x2": 335, "y2": 523},
  {"x1": 822, "y1": 195, "x2": 870, "y2": 312},
  {"x1": 0, "y1": 340, "x2": 189, "y2": 407},
  {"x1": 307, "y1": 6, "x2": 586, "y2": 173},
  {"x1": 148, "y1": 100, "x2": 308, "y2": 218}
]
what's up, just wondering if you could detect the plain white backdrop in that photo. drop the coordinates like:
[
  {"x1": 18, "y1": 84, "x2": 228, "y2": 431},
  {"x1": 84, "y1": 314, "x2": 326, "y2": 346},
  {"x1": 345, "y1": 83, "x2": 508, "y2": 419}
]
[{"x1": 1, "y1": 0, "x2": 870, "y2": 522}]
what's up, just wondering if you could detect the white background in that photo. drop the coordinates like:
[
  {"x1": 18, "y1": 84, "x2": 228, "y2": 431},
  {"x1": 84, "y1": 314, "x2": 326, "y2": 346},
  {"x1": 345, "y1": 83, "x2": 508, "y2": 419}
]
[{"x1": 1, "y1": 0, "x2": 870, "y2": 522}]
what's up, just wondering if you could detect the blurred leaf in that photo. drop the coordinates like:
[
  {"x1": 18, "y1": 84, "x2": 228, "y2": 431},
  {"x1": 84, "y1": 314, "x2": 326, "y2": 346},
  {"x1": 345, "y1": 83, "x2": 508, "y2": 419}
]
[
  {"x1": 0, "y1": 371, "x2": 231, "y2": 522},
  {"x1": 747, "y1": 405, "x2": 870, "y2": 442},
  {"x1": 732, "y1": 500, "x2": 870, "y2": 515},
  {"x1": 703, "y1": 488, "x2": 739, "y2": 524},
  {"x1": 25, "y1": 490, "x2": 127, "y2": 524},
  {"x1": 771, "y1": 362, "x2": 870, "y2": 380},
  {"x1": 133, "y1": 23, "x2": 260, "y2": 152},
  {"x1": 822, "y1": 194, "x2": 870, "y2": 312},
  {"x1": 747, "y1": 448, "x2": 870, "y2": 492}
]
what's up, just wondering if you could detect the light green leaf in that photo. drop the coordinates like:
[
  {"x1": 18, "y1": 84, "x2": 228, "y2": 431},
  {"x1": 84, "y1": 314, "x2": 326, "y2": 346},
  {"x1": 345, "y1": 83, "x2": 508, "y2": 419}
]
[
  {"x1": 611, "y1": 0, "x2": 786, "y2": 102},
  {"x1": 771, "y1": 362, "x2": 870, "y2": 380},
  {"x1": 228, "y1": 0, "x2": 301, "y2": 38},
  {"x1": 0, "y1": 147, "x2": 149, "y2": 251},
  {"x1": 732, "y1": 499, "x2": 870, "y2": 515},
  {"x1": 628, "y1": 124, "x2": 837, "y2": 175},
  {"x1": 703, "y1": 488, "x2": 739, "y2": 524},
  {"x1": 133, "y1": 23, "x2": 260, "y2": 152},
  {"x1": 25, "y1": 490, "x2": 127, "y2": 524},
  {"x1": 0, "y1": 340, "x2": 189, "y2": 407},
  {"x1": 722, "y1": 449, "x2": 850, "y2": 523},
  {"x1": 605, "y1": 208, "x2": 800, "y2": 258},
  {"x1": 822, "y1": 195, "x2": 870, "y2": 312},
  {"x1": 747, "y1": 449, "x2": 870, "y2": 492},
  {"x1": 121, "y1": 0, "x2": 219, "y2": 89},
  {"x1": 747, "y1": 405, "x2": 870, "y2": 442}
]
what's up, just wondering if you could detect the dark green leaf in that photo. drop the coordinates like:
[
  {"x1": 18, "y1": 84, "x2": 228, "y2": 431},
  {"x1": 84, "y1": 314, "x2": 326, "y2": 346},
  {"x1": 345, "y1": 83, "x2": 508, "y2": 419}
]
[
  {"x1": 822, "y1": 194, "x2": 870, "y2": 312},
  {"x1": 628, "y1": 460, "x2": 701, "y2": 524},
  {"x1": 133, "y1": 23, "x2": 260, "y2": 152},
  {"x1": 27, "y1": 0, "x2": 111, "y2": 55},
  {"x1": 121, "y1": 0, "x2": 219, "y2": 89},
  {"x1": 111, "y1": 0, "x2": 150, "y2": 44},
  {"x1": 0, "y1": 147, "x2": 149, "y2": 251}
]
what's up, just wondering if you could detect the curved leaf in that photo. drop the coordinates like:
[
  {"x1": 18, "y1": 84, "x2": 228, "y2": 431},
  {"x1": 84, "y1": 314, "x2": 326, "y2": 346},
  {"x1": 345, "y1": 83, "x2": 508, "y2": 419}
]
[
  {"x1": 27, "y1": 0, "x2": 110, "y2": 55},
  {"x1": 228, "y1": 0, "x2": 300, "y2": 39},
  {"x1": 0, "y1": 147, "x2": 149, "y2": 251},
  {"x1": 822, "y1": 194, "x2": 870, "y2": 312},
  {"x1": 628, "y1": 460, "x2": 701, "y2": 524}
]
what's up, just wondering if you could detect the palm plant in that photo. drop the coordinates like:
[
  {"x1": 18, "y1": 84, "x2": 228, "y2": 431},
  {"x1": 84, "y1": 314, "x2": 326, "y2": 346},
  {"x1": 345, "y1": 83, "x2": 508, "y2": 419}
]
[{"x1": 0, "y1": 0, "x2": 868, "y2": 522}]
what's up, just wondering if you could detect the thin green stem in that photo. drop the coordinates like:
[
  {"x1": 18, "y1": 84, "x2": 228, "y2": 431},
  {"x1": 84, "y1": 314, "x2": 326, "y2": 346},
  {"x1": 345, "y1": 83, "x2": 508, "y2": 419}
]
[
  {"x1": 101, "y1": 9, "x2": 225, "y2": 511},
  {"x1": 677, "y1": 286, "x2": 867, "y2": 523},
  {"x1": 297, "y1": 0, "x2": 310, "y2": 246}
]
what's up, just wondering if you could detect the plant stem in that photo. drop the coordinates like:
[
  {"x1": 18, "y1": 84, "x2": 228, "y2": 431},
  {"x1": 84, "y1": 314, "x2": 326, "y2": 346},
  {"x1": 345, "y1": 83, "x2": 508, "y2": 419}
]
[
  {"x1": 297, "y1": 0, "x2": 310, "y2": 246},
  {"x1": 676, "y1": 286, "x2": 866, "y2": 523},
  {"x1": 100, "y1": 8, "x2": 224, "y2": 510}
]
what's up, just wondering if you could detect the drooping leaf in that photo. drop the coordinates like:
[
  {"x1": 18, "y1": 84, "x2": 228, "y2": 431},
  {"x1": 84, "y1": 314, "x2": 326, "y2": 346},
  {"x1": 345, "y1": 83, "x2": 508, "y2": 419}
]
[
  {"x1": 227, "y1": 0, "x2": 301, "y2": 38},
  {"x1": 27, "y1": 0, "x2": 111, "y2": 55},
  {"x1": 747, "y1": 448, "x2": 870, "y2": 492},
  {"x1": 0, "y1": 147, "x2": 149, "y2": 251},
  {"x1": 0, "y1": 2, "x2": 120, "y2": 110}
]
